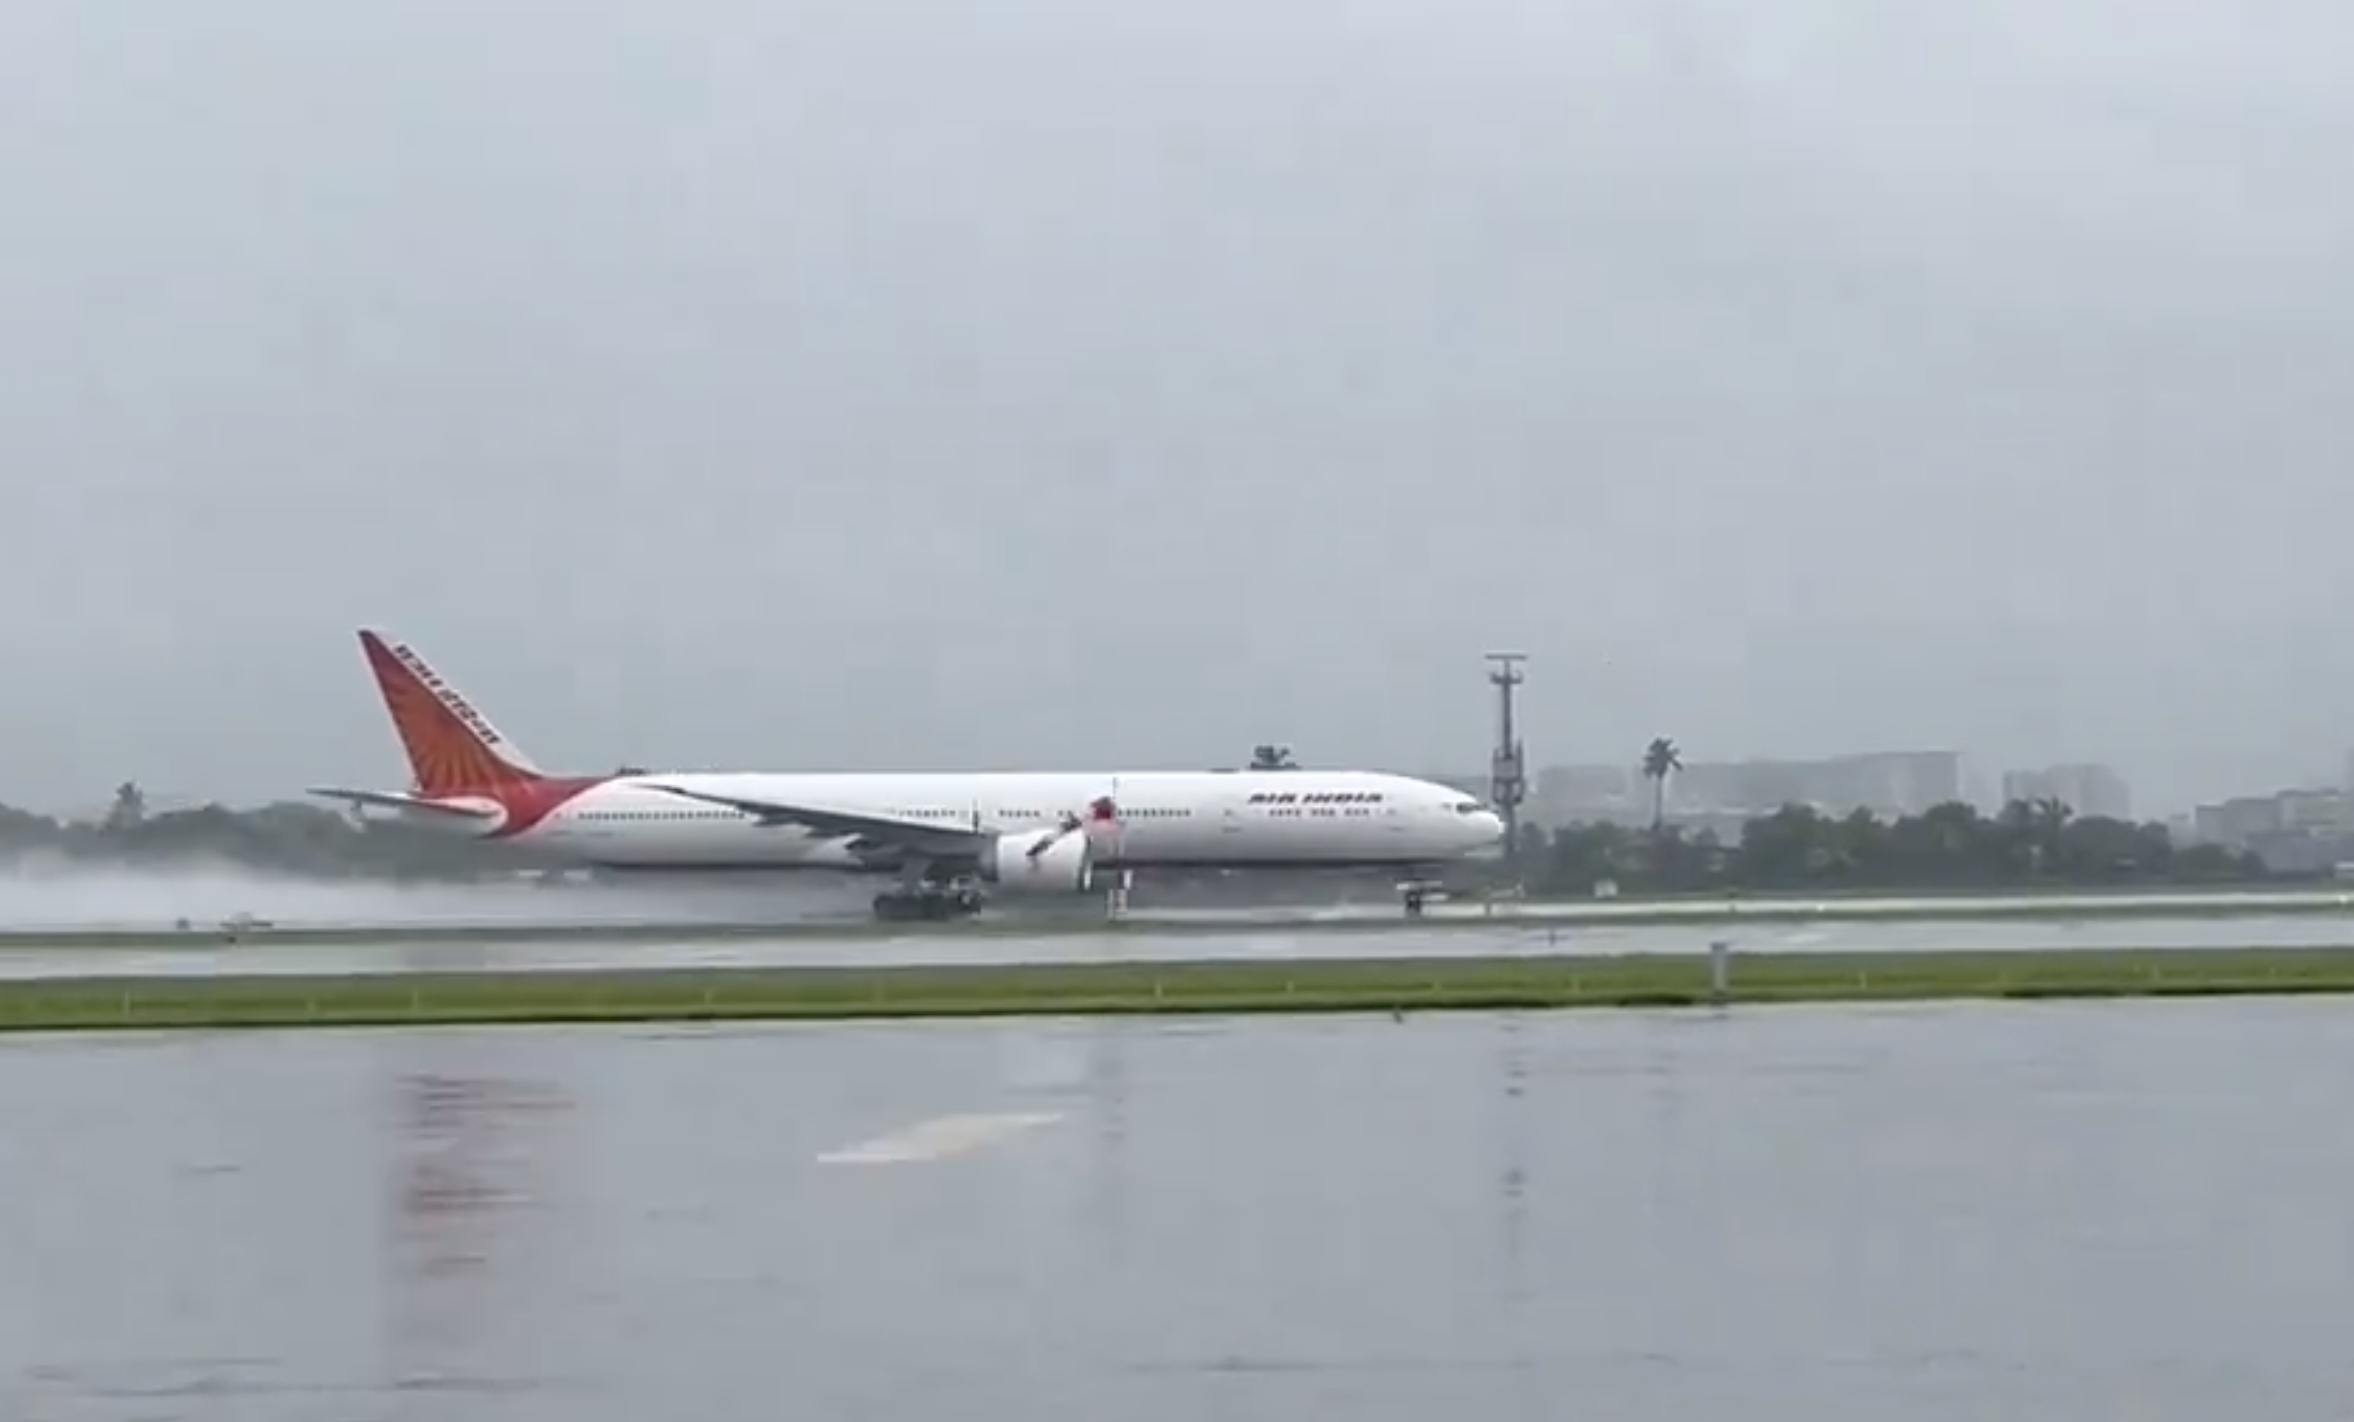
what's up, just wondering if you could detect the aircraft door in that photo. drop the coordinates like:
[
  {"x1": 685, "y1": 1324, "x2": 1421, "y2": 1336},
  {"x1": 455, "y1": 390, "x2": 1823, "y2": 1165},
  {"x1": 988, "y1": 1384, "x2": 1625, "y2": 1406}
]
[{"x1": 1217, "y1": 802, "x2": 1243, "y2": 864}]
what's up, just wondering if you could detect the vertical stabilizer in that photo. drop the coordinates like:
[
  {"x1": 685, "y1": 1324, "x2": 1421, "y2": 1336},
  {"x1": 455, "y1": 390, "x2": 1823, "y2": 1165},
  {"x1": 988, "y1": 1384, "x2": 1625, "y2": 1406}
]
[{"x1": 356, "y1": 630, "x2": 547, "y2": 795}]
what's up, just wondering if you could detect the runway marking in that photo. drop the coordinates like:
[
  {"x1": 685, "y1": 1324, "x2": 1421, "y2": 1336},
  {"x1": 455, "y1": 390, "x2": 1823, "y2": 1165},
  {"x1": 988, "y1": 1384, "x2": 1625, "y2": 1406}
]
[{"x1": 817, "y1": 1111, "x2": 1064, "y2": 1165}]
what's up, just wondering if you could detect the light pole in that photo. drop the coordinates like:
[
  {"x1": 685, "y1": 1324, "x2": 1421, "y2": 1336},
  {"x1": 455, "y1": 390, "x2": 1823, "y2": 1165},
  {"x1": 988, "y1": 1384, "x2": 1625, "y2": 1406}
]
[{"x1": 1485, "y1": 652, "x2": 1527, "y2": 885}]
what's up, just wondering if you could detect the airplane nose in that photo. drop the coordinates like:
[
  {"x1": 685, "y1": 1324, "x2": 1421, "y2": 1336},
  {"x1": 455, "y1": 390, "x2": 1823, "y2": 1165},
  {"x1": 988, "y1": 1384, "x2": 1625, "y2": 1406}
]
[{"x1": 1471, "y1": 810, "x2": 1506, "y2": 844}]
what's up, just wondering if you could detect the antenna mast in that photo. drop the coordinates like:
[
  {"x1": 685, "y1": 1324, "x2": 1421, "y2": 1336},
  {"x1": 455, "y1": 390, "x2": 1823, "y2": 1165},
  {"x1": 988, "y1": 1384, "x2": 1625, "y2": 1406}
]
[{"x1": 1485, "y1": 652, "x2": 1528, "y2": 884}]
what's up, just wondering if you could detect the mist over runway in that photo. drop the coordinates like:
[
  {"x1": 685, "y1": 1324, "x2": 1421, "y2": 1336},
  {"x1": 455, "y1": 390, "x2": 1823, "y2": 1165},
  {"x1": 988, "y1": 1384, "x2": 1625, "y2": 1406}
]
[{"x1": 0, "y1": 864, "x2": 878, "y2": 932}]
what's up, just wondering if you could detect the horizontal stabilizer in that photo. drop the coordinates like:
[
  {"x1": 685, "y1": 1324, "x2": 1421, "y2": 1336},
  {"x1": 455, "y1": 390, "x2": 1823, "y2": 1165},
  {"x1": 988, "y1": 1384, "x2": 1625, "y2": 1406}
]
[{"x1": 306, "y1": 787, "x2": 501, "y2": 820}]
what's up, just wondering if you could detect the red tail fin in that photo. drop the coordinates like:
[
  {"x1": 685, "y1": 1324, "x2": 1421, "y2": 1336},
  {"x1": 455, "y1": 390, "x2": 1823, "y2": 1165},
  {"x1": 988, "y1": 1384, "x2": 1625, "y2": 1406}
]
[{"x1": 357, "y1": 631, "x2": 547, "y2": 796}]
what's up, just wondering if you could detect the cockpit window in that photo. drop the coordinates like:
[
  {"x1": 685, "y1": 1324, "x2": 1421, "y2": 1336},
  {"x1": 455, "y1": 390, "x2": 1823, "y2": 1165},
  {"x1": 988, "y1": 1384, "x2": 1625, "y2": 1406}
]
[{"x1": 1453, "y1": 801, "x2": 1485, "y2": 814}]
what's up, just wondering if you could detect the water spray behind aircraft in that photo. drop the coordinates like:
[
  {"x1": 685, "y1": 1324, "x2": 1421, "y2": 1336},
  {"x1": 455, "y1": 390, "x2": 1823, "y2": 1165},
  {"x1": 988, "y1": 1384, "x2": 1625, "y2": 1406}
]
[{"x1": 0, "y1": 859, "x2": 865, "y2": 932}]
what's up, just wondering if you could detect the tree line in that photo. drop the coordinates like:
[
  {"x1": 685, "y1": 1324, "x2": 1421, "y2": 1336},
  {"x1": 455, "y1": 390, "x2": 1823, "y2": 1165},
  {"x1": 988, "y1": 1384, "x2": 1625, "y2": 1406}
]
[
  {"x1": 0, "y1": 754, "x2": 2282, "y2": 894},
  {"x1": 1514, "y1": 735, "x2": 2267, "y2": 895},
  {"x1": 0, "y1": 782, "x2": 525, "y2": 881},
  {"x1": 1518, "y1": 800, "x2": 2265, "y2": 896}
]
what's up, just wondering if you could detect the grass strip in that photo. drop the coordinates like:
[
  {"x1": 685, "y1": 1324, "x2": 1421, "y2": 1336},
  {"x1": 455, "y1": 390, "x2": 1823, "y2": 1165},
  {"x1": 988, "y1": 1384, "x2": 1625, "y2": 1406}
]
[{"x1": 5, "y1": 947, "x2": 2354, "y2": 1032}]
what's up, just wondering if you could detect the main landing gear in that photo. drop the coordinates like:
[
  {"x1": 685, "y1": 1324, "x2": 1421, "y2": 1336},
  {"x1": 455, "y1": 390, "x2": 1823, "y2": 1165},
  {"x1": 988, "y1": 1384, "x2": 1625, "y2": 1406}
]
[{"x1": 871, "y1": 877, "x2": 986, "y2": 922}]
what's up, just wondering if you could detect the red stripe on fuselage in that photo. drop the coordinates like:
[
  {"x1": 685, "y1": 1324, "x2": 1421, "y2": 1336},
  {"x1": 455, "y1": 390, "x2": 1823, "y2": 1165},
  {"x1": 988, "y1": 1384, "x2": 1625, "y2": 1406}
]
[{"x1": 469, "y1": 776, "x2": 607, "y2": 839}]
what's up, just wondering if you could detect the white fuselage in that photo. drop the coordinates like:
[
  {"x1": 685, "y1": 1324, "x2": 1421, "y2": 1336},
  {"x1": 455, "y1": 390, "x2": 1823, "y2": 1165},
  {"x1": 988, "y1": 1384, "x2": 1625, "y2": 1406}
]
[{"x1": 459, "y1": 768, "x2": 1503, "y2": 874}]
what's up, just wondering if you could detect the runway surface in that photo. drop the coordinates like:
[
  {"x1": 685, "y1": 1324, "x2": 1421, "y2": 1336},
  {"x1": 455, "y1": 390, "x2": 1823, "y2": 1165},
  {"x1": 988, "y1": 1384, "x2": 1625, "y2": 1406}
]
[
  {"x1": 2, "y1": 908, "x2": 2353, "y2": 980},
  {"x1": 3, "y1": 998, "x2": 2348, "y2": 1418},
  {"x1": 18, "y1": 884, "x2": 2354, "y2": 936},
  {"x1": 9, "y1": 881, "x2": 2354, "y2": 940}
]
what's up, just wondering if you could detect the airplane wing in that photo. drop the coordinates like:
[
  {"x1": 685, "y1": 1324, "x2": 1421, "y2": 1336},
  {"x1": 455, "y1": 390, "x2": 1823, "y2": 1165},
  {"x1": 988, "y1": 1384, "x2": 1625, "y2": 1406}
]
[
  {"x1": 644, "y1": 784, "x2": 999, "y2": 859},
  {"x1": 306, "y1": 787, "x2": 502, "y2": 820}
]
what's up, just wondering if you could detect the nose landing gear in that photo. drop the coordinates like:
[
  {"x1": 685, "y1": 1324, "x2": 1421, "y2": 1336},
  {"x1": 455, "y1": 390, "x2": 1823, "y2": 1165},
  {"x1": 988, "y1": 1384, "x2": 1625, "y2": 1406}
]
[{"x1": 1395, "y1": 877, "x2": 1445, "y2": 918}]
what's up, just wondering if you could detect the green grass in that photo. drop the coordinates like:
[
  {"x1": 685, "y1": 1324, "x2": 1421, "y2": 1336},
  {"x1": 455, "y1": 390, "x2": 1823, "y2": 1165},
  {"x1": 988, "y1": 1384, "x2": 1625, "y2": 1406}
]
[
  {"x1": 1594, "y1": 896, "x2": 2354, "y2": 923},
  {"x1": 7, "y1": 946, "x2": 2354, "y2": 1032}
]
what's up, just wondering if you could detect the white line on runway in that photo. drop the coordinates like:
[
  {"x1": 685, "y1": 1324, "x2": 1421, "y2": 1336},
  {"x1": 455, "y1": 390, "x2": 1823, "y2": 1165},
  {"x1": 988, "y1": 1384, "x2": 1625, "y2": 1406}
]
[{"x1": 816, "y1": 1111, "x2": 1065, "y2": 1165}]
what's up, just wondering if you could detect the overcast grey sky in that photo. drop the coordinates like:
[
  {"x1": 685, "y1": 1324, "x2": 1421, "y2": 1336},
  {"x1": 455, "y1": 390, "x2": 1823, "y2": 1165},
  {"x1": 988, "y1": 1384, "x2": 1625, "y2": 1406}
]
[{"x1": 3, "y1": 0, "x2": 2352, "y2": 815}]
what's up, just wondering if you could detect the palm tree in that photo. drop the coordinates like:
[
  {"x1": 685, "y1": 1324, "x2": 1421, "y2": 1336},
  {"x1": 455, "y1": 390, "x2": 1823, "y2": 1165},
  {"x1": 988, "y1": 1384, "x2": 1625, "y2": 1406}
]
[
  {"x1": 1641, "y1": 737, "x2": 1681, "y2": 832},
  {"x1": 103, "y1": 780, "x2": 146, "y2": 834},
  {"x1": 2029, "y1": 795, "x2": 2073, "y2": 875},
  {"x1": 1249, "y1": 744, "x2": 1298, "y2": 770}
]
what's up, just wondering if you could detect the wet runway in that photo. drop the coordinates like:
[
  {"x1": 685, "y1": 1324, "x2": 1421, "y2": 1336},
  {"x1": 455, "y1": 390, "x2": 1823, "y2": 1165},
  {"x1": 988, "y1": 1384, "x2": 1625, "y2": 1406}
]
[
  {"x1": 8, "y1": 882, "x2": 2354, "y2": 936},
  {"x1": 0, "y1": 909, "x2": 2351, "y2": 980},
  {"x1": 2, "y1": 997, "x2": 2350, "y2": 1418}
]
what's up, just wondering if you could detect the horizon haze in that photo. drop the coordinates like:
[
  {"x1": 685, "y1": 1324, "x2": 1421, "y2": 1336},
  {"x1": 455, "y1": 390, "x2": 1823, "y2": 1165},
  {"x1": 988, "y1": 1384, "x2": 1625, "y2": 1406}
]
[{"x1": 5, "y1": 0, "x2": 2351, "y2": 817}]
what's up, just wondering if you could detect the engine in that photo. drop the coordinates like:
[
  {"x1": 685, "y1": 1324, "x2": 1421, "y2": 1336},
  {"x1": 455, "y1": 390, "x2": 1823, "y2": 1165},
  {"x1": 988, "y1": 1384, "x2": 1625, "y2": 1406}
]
[{"x1": 981, "y1": 827, "x2": 1095, "y2": 894}]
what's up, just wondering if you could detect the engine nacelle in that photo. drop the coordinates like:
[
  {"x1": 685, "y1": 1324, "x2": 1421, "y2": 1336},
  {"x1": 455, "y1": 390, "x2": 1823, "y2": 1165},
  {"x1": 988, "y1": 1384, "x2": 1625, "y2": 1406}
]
[{"x1": 982, "y1": 827, "x2": 1095, "y2": 894}]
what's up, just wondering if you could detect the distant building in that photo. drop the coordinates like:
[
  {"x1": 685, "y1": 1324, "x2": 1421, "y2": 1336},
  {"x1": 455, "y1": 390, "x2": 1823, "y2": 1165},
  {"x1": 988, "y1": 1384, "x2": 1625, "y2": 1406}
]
[
  {"x1": 1531, "y1": 763, "x2": 1639, "y2": 827},
  {"x1": 2193, "y1": 795, "x2": 2285, "y2": 846},
  {"x1": 1850, "y1": 750, "x2": 1966, "y2": 816},
  {"x1": 1663, "y1": 750, "x2": 1962, "y2": 821},
  {"x1": 2277, "y1": 788, "x2": 2353, "y2": 835},
  {"x1": 1538, "y1": 763, "x2": 1630, "y2": 804},
  {"x1": 2188, "y1": 786, "x2": 2354, "y2": 872},
  {"x1": 1523, "y1": 748, "x2": 1973, "y2": 836},
  {"x1": 2001, "y1": 763, "x2": 2132, "y2": 821}
]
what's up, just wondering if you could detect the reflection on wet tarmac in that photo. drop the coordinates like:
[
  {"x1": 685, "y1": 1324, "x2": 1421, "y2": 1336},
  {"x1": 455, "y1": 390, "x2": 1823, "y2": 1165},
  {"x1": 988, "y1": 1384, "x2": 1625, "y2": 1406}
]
[
  {"x1": 386, "y1": 1057, "x2": 575, "y2": 1405},
  {"x1": 2, "y1": 999, "x2": 2353, "y2": 1418}
]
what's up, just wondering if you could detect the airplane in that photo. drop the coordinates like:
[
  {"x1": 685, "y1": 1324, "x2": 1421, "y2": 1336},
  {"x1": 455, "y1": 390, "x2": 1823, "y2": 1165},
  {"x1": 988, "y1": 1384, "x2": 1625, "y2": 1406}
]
[{"x1": 308, "y1": 630, "x2": 1508, "y2": 920}]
